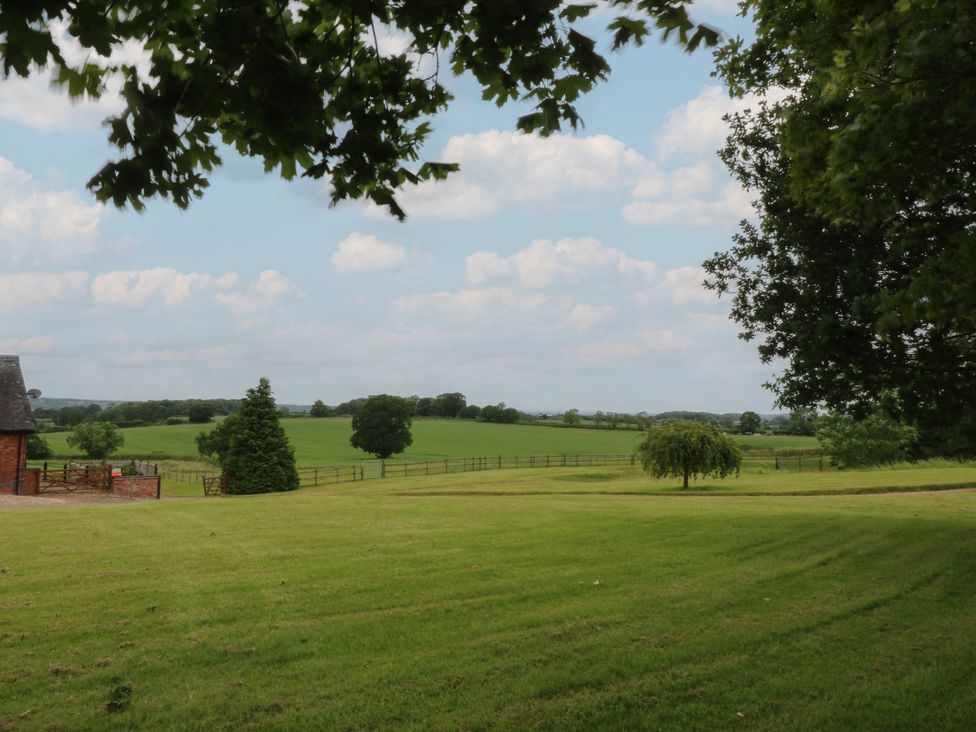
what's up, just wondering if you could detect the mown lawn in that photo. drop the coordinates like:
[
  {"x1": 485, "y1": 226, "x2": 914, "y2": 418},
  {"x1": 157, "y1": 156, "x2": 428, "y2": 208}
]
[{"x1": 2, "y1": 475, "x2": 976, "y2": 729}]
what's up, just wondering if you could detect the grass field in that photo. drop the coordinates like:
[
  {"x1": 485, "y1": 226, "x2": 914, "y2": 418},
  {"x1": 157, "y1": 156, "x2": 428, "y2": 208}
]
[
  {"x1": 2, "y1": 471, "x2": 976, "y2": 729},
  {"x1": 39, "y1": 418, "x2": 819, "y2": 464}
]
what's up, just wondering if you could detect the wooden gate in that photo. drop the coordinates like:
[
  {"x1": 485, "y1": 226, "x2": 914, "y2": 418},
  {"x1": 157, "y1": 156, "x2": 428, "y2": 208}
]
[{"x1": 38, "y1": 464, "x2": 112, "y2": 494}]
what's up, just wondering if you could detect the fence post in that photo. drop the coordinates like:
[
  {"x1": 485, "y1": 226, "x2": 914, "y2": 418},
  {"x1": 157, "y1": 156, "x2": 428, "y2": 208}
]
[
  {"x1": 498, "y1": 456, "x2": 501, "y2": 469},
  {"x1": 775, "y1": 456, "x2": 779, "y2": 470},
  {"x1": 797, "y1": 456, "x2": 801, "y2": 473},
  {"x1": 819, "y1": 454, "x2": 824, "y2": 472}
]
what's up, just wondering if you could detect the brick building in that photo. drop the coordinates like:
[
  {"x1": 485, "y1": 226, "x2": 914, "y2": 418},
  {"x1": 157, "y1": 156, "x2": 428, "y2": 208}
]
[{"x1": 0, "y1": 355, "x2": 37, "y2": 495}]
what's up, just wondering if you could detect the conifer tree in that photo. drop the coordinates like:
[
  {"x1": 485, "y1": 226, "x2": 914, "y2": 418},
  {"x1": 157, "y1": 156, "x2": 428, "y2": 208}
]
[{"x1": 224, "y1": 378, "x2": 299, "y2": 494}]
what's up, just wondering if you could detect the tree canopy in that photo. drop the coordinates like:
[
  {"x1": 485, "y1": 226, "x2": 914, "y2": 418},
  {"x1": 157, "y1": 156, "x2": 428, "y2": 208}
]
[
  {"x1": 738, "y1": 410, "x2": 761, "y2": 434},
  {"x1": 634, "y1": 420, "x2": 740, "y2": 489},
  {"x1": 0, "y1": 1, "x2": 718, "y2": 218},
  {"x1": 350, "y1": 394, "x2": 414, "y2": 459},
  {"x1": 309, "y1": 399, "x2": 334, "y2": 418},
  {"x1": 67, "y1": 422, "x2": 124, "y2": 459},
  {"x1": 705, "y1": 0, "x2": 976, "y2": 457}
]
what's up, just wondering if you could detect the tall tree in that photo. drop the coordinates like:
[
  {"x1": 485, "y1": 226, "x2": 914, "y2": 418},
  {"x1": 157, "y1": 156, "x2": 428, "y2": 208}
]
[
  {"x1": 0, "y1": 2, "x2": 717, "y2": 217},
  {"x1": 223, "y1": 378, "x2": 299, "y2": 494},
  {"x1": 705, "y1": 0, "x2": 976, "y2": 456}
]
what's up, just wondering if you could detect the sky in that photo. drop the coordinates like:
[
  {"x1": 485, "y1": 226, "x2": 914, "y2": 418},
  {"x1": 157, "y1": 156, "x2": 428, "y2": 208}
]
[{"x1": 0, "y1": 1, "x2": 781, "y2": 414}]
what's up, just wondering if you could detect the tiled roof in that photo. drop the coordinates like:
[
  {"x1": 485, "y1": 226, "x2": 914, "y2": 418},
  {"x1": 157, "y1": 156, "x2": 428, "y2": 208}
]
[{"x1": 0, "y1": 356, "x2": 37, "y2": 432}]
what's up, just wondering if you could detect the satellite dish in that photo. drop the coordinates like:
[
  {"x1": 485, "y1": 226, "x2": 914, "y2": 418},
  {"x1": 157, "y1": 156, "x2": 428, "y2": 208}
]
[{"x1": 27, "y1": 388, "x2": 42, "y2": 399}]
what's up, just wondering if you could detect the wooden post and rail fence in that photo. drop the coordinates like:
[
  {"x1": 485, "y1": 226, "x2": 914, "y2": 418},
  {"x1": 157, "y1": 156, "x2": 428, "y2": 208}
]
[{"x1": 154, "y1": 450, "x2": 829, "y2": 495}]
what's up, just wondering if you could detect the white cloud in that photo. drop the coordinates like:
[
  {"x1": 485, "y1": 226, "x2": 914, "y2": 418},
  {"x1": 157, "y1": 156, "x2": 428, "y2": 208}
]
[
  {"x1": 91, "y1": 268, "x2": 237, "y2": 306},
  {"x1": 656, "y1": 85, "x2": 787, "y2": 159},
  {"x1": 0, "y1": 335, "x2": 55, "y2": 355},
  {"x1": 0, "y1": 157, "x2": 109, "y2": 264},
  {"x1": 0, "y1": 271, "x2": 89, "y2": 313},
  {"x1": 215, "y1": 270, "x2": 303, "y2": 315},
  {"x1": 332, "y1": 232, "x2": 406, "y2": 273},
  {"x1": 112, "y1": 347, "x2": 237, "y2": 368},
  {"x1": 566, "y1": 304, "x2": 616, "y2": 331},
  {"x1": 632, "y1": 266, "x2": 718, "y2": 306},
  {"x1": 466, "y1": 237, "x2": 657, "y2": 289},
  {"x1": 396, "y1": 287, "x2": 565, "y2": 323},
  {"x1": 622, "y1": 181, "x2": 753, "y2": 227},
  {"x1": 573, "y1": 329, "x2": 698, "y2": 365},
  {"x1": 372, "y1": 130, "x2": 652, "y2": 220},
  {"x1": 0, "y1": 20, "x2": 151, "y2": 133}
]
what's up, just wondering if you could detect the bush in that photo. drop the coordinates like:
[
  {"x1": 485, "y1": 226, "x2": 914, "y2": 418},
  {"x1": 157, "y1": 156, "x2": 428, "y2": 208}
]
[
  {"x1": 816, "y1": 410, "x2": 918, "y2": 468},
  {"x1": 165, "y1": 417, "x2": 185, "y2": 425},
  {"x1": 26, "y1": 433, "x2": 51, "y2": 459},
  {"x1": 120, "y1": 461, "x2": 142, "y2": 476}
]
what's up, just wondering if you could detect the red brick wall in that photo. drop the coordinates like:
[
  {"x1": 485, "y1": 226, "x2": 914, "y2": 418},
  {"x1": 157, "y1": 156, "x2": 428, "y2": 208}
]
[
  {"x1": 0, "y1": 433, "x2": 27, "y2": 495},
  {"x1": 109, "y1": 475, "x2": 161, "y2": 499},
  {"x1": 20, "y1": 469, "x2": 40, "y2": 495}
]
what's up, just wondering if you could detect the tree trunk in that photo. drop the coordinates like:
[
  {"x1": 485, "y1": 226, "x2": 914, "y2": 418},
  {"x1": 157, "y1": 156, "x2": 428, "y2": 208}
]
[{"x1": 683, "y1": 467, "x2": 689, "y2": 490}]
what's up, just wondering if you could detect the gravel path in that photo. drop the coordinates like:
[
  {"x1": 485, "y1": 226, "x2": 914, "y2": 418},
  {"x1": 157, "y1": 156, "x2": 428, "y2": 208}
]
[{"x1": 0, "y1": 494, "x2": 134, "y2": 508}]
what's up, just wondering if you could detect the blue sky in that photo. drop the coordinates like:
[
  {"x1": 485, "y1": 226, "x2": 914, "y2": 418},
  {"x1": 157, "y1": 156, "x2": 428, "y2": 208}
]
[{"x1": 0, "y1": 1, "x2": 780, "y2": 413}]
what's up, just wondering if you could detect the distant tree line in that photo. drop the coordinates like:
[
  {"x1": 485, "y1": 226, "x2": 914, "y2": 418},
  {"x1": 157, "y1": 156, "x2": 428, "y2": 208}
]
[
  {"x1": 33, "y1": 399, "x2": 240, "y2": 428},
  {"x1": 318, "y1": 393, "x2": 525, "y2": 424}
]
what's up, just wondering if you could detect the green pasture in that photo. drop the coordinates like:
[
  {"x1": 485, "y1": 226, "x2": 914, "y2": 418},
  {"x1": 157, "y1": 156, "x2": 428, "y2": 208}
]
[
  {"x1": 39, "y1": 418, "x2": 819, "y2": 464},
  {"x1": 151, "y1": 454, "x2": 975, "y2": 499},
  {"x1": 310, "y1": 461, "x2": 976, "y2": 499},
  {"x1": 3, "y1": 478, "x2": 976, "y2": 729}
]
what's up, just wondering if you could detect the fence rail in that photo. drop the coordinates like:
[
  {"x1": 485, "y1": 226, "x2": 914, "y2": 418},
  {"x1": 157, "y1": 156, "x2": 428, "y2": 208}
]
[{"x1": 156, "y1": 451, "x2": 831, "y2": 492}]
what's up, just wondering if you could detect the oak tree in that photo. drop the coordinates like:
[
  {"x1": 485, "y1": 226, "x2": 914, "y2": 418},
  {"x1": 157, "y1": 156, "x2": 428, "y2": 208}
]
[
  {"x1": 0, "y1": 1, "x2": 718, "y2": 218},
  {"x1": 350, "y1": 394, "x2": 414, "y2": 459},
  {"x1": 705, "y1": 0, "x2": 976, "y2": 456}
]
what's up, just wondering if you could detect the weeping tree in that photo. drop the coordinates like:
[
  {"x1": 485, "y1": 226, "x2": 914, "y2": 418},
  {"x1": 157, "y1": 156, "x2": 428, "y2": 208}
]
[
  {"x1": 634, "y1": 420, "x2": 741, "y2": 489},
  {"x1": 223, "y1": 378, "x2": 299, "y2": 494}
]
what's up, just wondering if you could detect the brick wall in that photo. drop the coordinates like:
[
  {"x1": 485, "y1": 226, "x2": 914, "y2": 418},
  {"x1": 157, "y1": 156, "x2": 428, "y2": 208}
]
[
  {"x1": 109, "y1": 475, "x2": 161, "y2": 499},
  {"x1": 0, "y1": 432, "x2": 27, "y2": 495},
  {"x1": 19, "y1": 469, "x2": 40, "y2": 495}
]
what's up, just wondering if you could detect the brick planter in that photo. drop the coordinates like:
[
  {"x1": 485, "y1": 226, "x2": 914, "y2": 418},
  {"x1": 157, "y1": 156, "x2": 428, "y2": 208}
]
[{"x1": 109, "y1": 475, "x2": 161, "y2": 500}]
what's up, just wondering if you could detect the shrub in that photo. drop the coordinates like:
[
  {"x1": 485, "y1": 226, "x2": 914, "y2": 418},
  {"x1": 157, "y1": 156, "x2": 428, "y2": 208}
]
[{"x1": 816, "y1": 410, "x2": 918, "y2": 468}]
